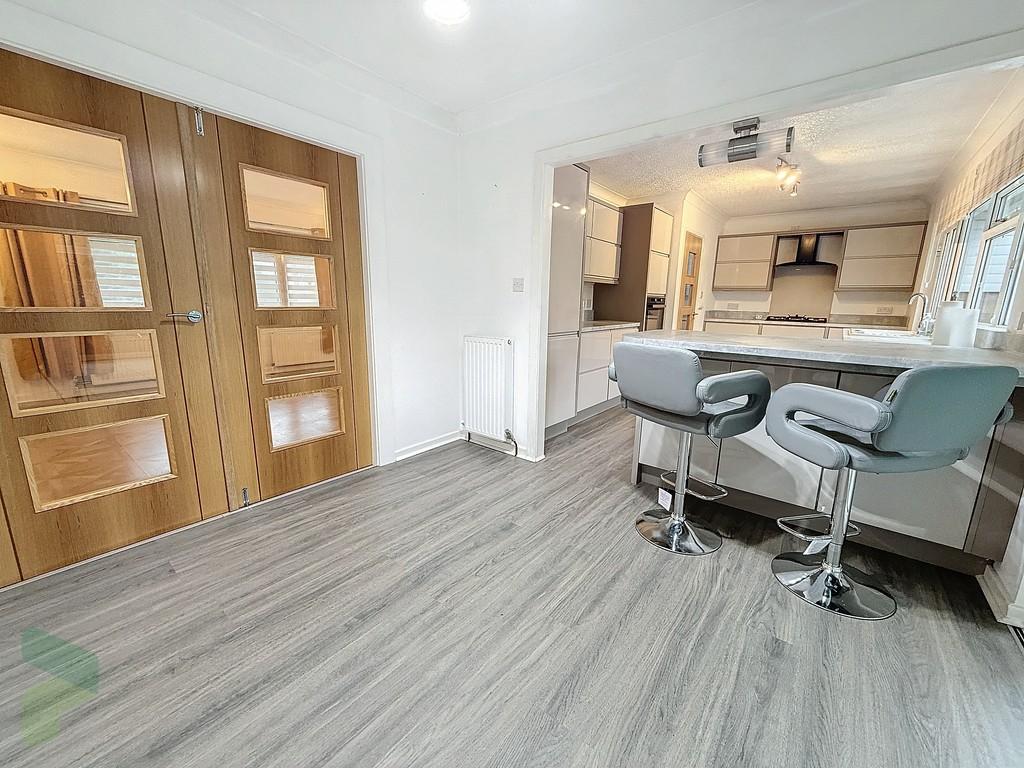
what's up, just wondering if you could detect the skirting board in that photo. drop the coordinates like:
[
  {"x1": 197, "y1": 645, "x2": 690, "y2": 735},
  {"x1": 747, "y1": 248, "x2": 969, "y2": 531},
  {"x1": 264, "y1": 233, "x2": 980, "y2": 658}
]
[
  {"x1": 978, "y1": 565, "x2": 1024, "y2": 628},
  {"x1": 395, "y1": 431, "x2": 463, "y2": 462}
]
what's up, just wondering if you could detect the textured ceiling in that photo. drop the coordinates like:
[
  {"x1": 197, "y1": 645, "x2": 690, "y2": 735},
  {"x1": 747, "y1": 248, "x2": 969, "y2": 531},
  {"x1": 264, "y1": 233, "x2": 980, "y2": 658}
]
[
  {"x1": 587, "y1": 66, "x2": 1021, "y2": 217},
  {"x1": 185, "y1": 0, "x2": 752, "y2": 113}
]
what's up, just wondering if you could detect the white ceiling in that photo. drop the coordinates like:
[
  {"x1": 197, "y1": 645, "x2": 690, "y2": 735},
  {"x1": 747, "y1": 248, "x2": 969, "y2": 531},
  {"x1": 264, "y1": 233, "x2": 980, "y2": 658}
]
[
  {"x1": 587, "y1": 66, "x2": 1022, "y2": 217},
  {"x1": 189, "y1": 0, "x2": 752, "y2": 113}
]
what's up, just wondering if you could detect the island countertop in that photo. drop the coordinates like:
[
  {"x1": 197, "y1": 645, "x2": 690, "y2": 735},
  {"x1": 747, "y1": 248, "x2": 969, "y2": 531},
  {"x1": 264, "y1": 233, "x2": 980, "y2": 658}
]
[{"x1": 625, "y1": 328, "x2": 1024, "y2": 382}]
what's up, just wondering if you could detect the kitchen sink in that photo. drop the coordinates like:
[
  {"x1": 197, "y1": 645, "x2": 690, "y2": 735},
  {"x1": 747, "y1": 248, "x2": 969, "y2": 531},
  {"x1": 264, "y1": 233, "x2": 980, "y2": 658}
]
[{"x1": 843, "y1": 328, "x2": 932, "y2": 344}]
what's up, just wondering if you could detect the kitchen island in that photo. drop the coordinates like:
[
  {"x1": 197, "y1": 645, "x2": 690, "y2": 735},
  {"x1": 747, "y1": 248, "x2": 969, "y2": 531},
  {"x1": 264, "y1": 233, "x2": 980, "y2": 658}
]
[{"x1": 622, "y1": 329, "x2": 1024, "y2": 573}]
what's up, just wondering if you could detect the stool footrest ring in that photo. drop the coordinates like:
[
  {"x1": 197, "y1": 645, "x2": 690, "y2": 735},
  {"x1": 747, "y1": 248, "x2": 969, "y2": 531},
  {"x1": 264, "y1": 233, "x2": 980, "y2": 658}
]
[
  {"x1": 777, "y1": 513, "x2": 861, "y2": 543},
  {"x1": 659, "y1": 471, "x2": 728, "y2": 502}
]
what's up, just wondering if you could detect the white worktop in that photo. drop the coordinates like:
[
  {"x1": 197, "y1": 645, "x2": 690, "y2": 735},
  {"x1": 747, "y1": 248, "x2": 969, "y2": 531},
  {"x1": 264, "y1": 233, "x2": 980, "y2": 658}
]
[
  {"x1": 626, "y1": 328, "x2": 1024, "y2": 380},
  {"x1": 704, "y1": 318, "x2": 908, "y2": 330},
  {"x1": 582, "y1": 320, "x2": 641, "y2": 332}
]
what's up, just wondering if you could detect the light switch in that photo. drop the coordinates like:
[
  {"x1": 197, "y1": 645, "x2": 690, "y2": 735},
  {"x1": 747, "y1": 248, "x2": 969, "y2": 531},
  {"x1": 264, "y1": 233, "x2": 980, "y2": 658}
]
[{"x1": 512, "y1": 277, "x2": 525, "y2": 293}]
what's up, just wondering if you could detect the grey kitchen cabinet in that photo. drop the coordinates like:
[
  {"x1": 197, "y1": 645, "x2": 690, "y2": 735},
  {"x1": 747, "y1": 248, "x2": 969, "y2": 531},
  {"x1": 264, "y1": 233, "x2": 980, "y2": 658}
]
[
  {"x1": 716, "y1": 363, "x2": 839, "y2": 509},
  {"x1": 816, "y1": 372, "x2": 992, "y2": 548}
]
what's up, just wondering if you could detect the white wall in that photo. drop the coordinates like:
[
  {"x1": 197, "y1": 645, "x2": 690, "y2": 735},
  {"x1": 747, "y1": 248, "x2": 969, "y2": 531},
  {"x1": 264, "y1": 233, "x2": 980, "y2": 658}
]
[
  {"x1": 0, "y1": 0, "x2": 463, "y2": 464},
  {"x1": 458, "y1": 1, "x2": 1024, "y2": 461},
  {"x1": 681, "y1": 192, "x2": 727, "y2": 329}
]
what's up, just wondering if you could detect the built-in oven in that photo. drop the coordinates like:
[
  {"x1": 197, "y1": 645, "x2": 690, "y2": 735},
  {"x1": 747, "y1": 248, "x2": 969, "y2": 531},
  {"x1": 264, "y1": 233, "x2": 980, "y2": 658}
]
[{"x1": 645, "y1": 296, "x2": 666, "y2": 331}]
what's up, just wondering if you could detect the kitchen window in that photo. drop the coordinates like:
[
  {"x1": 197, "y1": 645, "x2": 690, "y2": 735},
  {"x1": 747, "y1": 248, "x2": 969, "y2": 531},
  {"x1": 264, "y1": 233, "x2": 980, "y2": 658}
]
[{"x1": 942, "y1": 172, "x2": 1024, "y2": 327}]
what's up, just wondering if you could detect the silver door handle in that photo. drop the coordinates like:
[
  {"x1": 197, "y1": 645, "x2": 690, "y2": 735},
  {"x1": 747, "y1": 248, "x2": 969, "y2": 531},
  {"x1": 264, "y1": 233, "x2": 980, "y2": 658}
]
[{"x1": 166, "y1": 310, "x2": 203, "y2": 324}]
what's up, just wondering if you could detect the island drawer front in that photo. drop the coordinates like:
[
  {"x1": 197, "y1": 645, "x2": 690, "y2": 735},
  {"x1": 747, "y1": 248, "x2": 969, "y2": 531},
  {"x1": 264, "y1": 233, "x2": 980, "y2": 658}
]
[
  {"x1": 703, "y1": 320, "x2": 761, "y2": 335},
  {"x1": 816, "y1": 373, "x2": 987, "y2": 549},
  {"x1": 716, "y1": 363, "x2": 838, "y2": 510}
]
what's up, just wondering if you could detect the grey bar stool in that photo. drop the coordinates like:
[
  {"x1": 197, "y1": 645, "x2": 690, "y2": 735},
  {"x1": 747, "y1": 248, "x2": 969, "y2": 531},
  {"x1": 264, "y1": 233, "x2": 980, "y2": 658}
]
[
  {"x1": 609, "y1": 342, "x2": 770, "y2": 555},
  {"x1": 767, "y1": 363, "x2": 1016, "y2": 620}
]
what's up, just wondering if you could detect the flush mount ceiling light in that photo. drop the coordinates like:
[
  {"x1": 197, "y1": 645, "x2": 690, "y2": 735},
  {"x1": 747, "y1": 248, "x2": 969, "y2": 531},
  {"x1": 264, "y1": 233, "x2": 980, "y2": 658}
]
[
  {"x1": 423, "y1": 0, "x2": 470, "y2": 25},
  {"x1": 697, "y1": 117, "x2": 794, "y2": 167}
]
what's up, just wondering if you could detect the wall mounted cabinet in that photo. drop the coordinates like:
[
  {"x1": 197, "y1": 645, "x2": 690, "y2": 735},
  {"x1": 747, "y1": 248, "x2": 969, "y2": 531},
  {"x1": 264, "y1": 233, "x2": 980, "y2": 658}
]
[
  {"x1": 713, "y1": 234, "x2": 775, "y2": 290},
  {"x1": 584, "y1": 238, "x2": 620, "y2": 284},
  {"x1": 583, "y1": 197, "x2": 622, "y2": 283},
  {"x1": 836, "y1": 223, "x2": 926, "y2": 290}
]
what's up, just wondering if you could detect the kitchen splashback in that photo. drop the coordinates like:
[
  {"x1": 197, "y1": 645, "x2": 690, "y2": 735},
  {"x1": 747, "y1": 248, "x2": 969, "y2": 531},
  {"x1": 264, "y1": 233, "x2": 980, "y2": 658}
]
[{"x1": 768, "y1": 270, "x2": 835, "y2": 318}]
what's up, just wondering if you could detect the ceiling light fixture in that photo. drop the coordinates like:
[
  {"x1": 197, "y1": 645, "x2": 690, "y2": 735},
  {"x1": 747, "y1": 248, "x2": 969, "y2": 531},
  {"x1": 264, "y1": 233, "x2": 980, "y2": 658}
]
[
  {"x1": 789, "y1": 181, "x2": 800, "y2": 198},
  {"x1": 776, "y1": 157, "x2": 802, "y2": 193},
  {"x1": 423, "y1": 0, "x2": 470, "y2": 25},
  {"x1": 697, "y1": 117, "x2": 795, "y2": 167}
]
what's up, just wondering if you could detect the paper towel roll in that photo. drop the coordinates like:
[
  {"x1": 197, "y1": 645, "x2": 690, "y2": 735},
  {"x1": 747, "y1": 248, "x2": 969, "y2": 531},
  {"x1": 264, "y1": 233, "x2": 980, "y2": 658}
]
[
  {"x1": 934, "y1": 300, "x2": 963, "y2": 321},
  {"x1": 932, "y1": 306, "x2": 979, "y2": 347}
]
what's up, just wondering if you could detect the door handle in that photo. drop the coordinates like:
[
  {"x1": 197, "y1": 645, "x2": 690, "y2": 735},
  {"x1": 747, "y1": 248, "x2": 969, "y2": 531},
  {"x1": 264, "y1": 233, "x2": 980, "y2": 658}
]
[{"x1": 166, "y1": 310, "x2": 203, "y2": 324}]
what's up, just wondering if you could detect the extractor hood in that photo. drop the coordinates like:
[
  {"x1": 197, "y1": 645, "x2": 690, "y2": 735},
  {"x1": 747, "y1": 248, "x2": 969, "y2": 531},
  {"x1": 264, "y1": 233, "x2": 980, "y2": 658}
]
[{"x1": 775, "y1": 233, "x2": 839, "y2": 272}]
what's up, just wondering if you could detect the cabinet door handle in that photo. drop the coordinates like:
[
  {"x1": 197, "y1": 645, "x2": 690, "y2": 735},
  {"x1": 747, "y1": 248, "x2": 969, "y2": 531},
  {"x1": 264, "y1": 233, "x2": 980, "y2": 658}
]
[{"x1": 166, "y1": 310, "x2": 203, "y2": 324}]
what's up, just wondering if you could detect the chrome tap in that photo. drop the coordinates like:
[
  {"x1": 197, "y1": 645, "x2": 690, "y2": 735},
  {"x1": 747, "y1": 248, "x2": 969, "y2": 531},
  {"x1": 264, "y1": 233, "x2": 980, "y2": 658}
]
[{"x1": 908, "y1": 292, "x2": 932, "y2": 335}]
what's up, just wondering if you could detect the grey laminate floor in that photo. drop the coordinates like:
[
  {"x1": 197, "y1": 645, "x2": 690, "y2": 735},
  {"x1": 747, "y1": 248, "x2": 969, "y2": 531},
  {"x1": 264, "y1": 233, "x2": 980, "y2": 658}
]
[{"x1": 1, "y1": 409, "x2": 1022, "y2": 767}]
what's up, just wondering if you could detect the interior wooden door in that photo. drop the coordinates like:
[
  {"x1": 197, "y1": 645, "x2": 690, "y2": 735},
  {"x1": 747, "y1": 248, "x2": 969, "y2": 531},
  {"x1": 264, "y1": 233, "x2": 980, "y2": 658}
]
[
  {"x1": 0, "y1": 494, "x2": 20, "y2": 586},
  {"x1": 213, "y1": 116, "x2": 371, "y2": 498},
  {"x1": 0, "y1": 51, "x2": 203, "y2": 577},
  {"x1": 677, "y1": 232, "x2": 702, "y2": 330}
]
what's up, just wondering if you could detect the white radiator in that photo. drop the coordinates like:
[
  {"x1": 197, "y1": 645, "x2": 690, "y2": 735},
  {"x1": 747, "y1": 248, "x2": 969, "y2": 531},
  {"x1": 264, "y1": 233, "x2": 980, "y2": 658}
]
[{"x1": 461, "y1": 336, "x2": 514, "y2": 441}]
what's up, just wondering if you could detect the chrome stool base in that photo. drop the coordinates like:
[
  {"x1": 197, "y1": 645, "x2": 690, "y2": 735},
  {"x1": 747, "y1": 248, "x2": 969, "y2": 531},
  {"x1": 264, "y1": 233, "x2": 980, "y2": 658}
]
[
  {"x1": 772, "y1": 552, "x2": 896, "y2": 621},
  {"x1": 635, "y1": 508, "x2": 723, "y2": 556}
]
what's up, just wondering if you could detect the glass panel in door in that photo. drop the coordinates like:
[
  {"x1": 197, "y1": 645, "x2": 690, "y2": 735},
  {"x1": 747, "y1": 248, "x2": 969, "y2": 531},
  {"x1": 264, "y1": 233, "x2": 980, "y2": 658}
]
[{"x1": 0, "y1": 108, "x2": 134, "y2": 213}]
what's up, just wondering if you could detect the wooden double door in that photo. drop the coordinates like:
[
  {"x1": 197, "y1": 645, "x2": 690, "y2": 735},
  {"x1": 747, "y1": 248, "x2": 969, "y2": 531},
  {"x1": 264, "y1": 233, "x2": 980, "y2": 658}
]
[{"x1": 0, "y1": 50, "x2": 370, "y2": 581}]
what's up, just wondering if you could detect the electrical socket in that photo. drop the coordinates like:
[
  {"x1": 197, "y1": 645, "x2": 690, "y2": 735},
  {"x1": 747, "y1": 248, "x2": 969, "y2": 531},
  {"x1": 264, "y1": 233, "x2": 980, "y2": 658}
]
[
  {"x1": 727, "y1": 302, "x2": 740, "y2": 310},
  {"x1": 875, "y1": 306, "x2": 894, "y2": 315}
]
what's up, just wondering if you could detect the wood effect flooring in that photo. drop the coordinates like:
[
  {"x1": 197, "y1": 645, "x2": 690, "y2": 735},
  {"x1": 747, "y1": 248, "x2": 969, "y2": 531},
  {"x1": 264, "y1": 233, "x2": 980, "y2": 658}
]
[{"x1": 0, "y1": 408, "x2": 1021, "y2": 767}]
